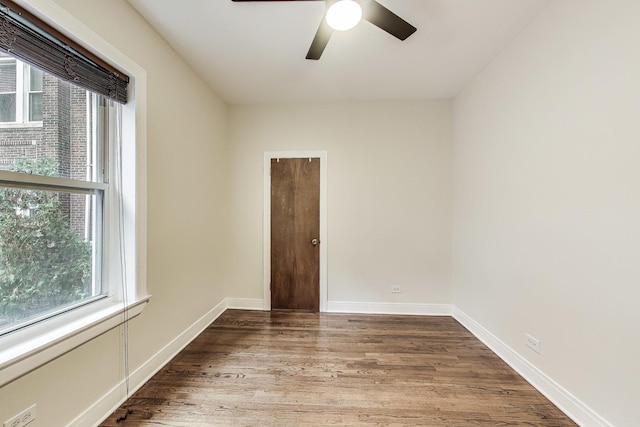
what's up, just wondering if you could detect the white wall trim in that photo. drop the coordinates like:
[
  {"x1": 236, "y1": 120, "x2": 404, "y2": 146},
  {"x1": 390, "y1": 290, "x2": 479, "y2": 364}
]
[
  {"x1": 263, "y1": 151, "x2": 328, "y2": 312},
  {"x1": 327, "y1": 301, "x2": 452, "y2": 316},
  {"x1": 70, "y1": 298, "x2": 229, "y2": 427},
  {"x1": 452, "y1": 307, "x2": 613, "y2": 427}
]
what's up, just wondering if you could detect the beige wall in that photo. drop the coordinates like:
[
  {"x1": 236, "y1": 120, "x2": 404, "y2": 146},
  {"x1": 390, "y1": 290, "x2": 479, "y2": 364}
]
[
  {"x1": 228, "y1": 101, "x2": 452, "y2": 305},
  {"x1": 0, "y1": 0, "x2": 230, "y2": 425},
  {"x1": 452, "y1": 1, "x2": 640, "y2": 425}
]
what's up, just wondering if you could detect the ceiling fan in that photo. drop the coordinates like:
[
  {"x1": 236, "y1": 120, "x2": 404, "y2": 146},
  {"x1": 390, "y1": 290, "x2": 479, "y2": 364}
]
[{"x1": 231, "y1": 0, "x2": 417, "y2": 60}]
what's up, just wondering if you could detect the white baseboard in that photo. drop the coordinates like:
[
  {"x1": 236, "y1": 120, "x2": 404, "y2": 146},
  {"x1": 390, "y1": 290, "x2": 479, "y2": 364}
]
[
  {"x1": 452, "y1": 307, "x2": 612, "y2": 427},
  {"x1": 225, "y1": 298, "x2": 265, "y2": 310},
  {"x1": 327, "y1": 301, "x2": 452, "y2": 316},
  {"x1": 70, "y1": 298, "x2": 229, "y2": 427}
]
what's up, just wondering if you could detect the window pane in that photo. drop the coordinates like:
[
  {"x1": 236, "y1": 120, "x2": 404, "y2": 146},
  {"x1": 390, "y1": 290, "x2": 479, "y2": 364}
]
[
  {"x1": 0, "y1": 93, "x2": 16, "y2": 122},
  {"x1": 0, "y1": 60, "x2": 17, "y2": 122},
  {"x1": 0, "y1": 189, "x2": 102, "y2": 333},
  {"x1": 30, "y1": 67, "x2": 43, "y2": 92},
  {"x1": 0, "y1": 60, "x2": 16, "y2": 92},
  {"x1": 29, "y1": 92, "x2": 42, "y2": 121},
  {"x1": 29, "y1": 67, "x2": 44, "y2": 121}
]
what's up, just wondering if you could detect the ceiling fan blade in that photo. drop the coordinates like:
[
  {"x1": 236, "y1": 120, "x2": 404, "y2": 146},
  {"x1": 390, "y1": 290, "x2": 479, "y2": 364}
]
[
  {"x1": 362, "y1": 0, "x2": 416, "y2": 41},
  {"x1": 306, "y1": 15, "x2": 333, "y2": 60}
]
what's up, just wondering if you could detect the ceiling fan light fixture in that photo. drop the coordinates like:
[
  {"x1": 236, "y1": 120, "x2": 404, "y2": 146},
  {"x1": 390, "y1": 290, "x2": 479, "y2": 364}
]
[{"x1": 326, "y1": 0, "x2": 362, "y2": 31}]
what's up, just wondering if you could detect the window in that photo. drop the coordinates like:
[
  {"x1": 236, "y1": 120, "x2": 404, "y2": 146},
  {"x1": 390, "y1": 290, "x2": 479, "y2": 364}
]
[
  {"x1": 0, "y1": 68, "x2": 107, "y2": 334},
  {"x1": 28, "y1": 66, "x2": 43, "y2": 121},
  {"x1": 0, "y1": 53, "x2": 43, "y2": 123},
  {"x1": 0, "y1": 0, "x2": 147, "y2": 387}
]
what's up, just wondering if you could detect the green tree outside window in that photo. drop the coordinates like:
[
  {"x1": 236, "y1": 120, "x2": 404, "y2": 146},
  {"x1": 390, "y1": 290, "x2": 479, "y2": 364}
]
[{"x1": 0, "y1": 159, "x2": 92, "y2": 327}]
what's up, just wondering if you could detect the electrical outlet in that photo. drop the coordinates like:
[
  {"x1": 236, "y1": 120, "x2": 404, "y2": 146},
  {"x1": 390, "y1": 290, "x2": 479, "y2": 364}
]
[
  {"x1": 391, "y1": 285, "x2": 402, "y2": 294},
  {"x1": 525, "y1": 333, "x2": 541, "y2": 354},
  {"x1": 4, "y1": 404, "x2": 36, "y2": 427}
]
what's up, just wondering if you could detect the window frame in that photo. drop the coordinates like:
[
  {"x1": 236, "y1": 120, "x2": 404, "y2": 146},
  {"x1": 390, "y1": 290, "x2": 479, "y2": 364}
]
[{"x1": 0, "y1": 0, "x2": 148, "y2": 387}]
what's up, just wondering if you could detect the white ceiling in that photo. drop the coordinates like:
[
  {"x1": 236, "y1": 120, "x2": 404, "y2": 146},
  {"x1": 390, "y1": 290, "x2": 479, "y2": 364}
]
[{"x1": 125, "y1": 0, "x2": 548, "y2": 104}]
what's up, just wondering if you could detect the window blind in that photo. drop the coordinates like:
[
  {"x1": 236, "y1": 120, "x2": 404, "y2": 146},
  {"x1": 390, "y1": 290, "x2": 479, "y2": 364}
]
[{"x1": 0, "y1": 0, "x2": 129, "y2": 103}]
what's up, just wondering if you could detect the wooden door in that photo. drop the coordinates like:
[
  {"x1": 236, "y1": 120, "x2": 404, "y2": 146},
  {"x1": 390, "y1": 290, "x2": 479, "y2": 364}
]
[{"x1": 271, "y1": 158, "x2": 320, "y2": 311}]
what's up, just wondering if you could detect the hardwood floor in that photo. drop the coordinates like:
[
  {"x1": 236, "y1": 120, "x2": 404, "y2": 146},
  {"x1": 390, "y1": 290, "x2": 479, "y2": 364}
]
[{"x1": 101, "y1": 310, "x2": 576, "y2": 426}]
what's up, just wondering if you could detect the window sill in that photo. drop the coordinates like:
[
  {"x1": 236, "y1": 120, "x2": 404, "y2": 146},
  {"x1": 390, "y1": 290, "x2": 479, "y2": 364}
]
[
  {"x1": 0, "y1": 121, "x2": 43, "y2": 129},
  {"x1": 0, "y1": 296, "x2": 150, "y2": 387}
]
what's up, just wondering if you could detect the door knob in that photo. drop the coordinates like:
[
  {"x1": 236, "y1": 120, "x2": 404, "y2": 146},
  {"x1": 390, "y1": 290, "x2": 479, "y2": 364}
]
[{"x1": 311, "y1": 238, "x2": 320, "y2": 246}]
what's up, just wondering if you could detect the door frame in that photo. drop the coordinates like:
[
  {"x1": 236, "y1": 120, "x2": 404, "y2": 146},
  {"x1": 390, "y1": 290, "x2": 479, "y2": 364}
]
[{"x1": 263, "y1": 150, "x2": 328, "y2": 312}]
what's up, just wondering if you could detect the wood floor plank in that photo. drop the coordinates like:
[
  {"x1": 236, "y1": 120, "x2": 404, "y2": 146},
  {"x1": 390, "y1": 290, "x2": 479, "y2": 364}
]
[{"x1": 101, "y1": 310, "x2": 576, "y2": 426}]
